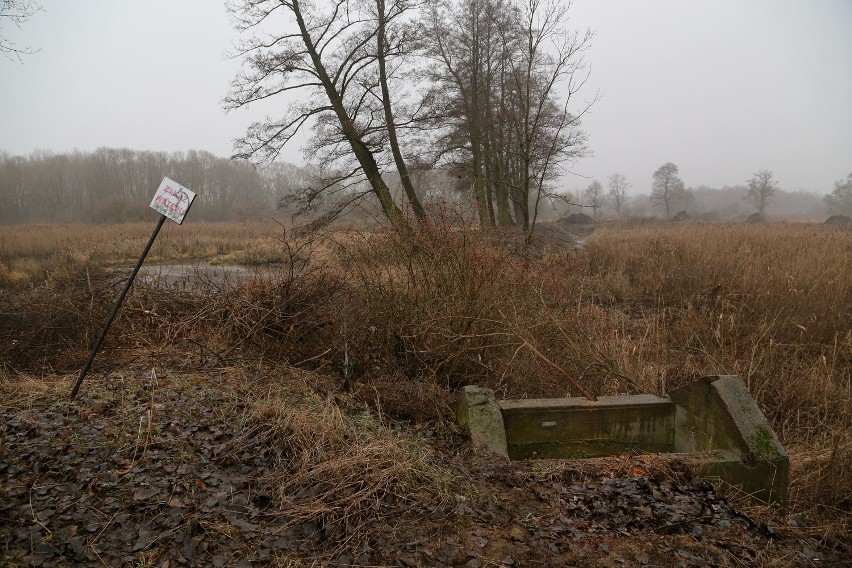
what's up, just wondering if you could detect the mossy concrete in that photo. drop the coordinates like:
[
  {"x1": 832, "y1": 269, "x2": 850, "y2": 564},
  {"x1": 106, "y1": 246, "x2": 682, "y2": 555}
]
[
  {"x1": 456, "y1": 386, "x2": 508, "y2": 457},
  {"x1": 668, "y1": 375, "x2": 788, "y2": 504},
  {"x1": 456, "y1": 376, "x2": 788, "y2": 504},
  {"x1": 500, "y1": 395, "x2": 675, "y2": 459}
]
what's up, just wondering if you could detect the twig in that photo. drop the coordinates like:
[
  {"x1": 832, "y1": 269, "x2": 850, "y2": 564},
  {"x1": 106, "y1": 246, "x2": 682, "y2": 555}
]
[
  {"x1": 292, "y1": 348, "x2": 332, "y2": 367},
  {"x1": 120, "y1": 367, "x2": 157, "y2": 475},
  {"x1": 519, "y1": 337, "x2": 597, "y2": 401},
  {"x1": 28, "y1": 482, "x2": 53, "y2": 538}
]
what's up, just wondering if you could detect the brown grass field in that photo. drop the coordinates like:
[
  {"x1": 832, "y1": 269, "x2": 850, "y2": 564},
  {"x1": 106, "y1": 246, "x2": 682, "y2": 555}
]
[{"x1": 1, "y1": 219, "x2": 849, "y2": 566}]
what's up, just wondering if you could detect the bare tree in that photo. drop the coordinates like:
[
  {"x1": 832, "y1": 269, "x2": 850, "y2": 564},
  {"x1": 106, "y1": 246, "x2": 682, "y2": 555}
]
[
  {"x1": 745, "y1": 168, "x2": 777, "y2": 215},
  {"x1": 824, "y1": 173, "x2": 852, "y2": 216},
  {"x1": 506, "y1": 0, "x2": 592, "y2": 239},
  {"x1": 606, "y1": 173, "x2": 629, "y2": 217},
  {"x1": 375, "y1": 0, "x2": 426, "y2": 220},
  {"x1": 426, "y1": 0, "x2": 592, "y2": 237},
  {"x1": 0, "y1": 0, "x2": 41, "y2": 61},
  {"x1": 582, "y1": 179, "x2": 604, "y2": 219},
  {"x1": 225, "y1": 0, "x2": 418, "y2": 227},
  {"x1": 425, "y1": 0, "x2": 511, "y2": 227},
  {"x1": 650, "y1": 162, "x2": 685, "y2": 218}
]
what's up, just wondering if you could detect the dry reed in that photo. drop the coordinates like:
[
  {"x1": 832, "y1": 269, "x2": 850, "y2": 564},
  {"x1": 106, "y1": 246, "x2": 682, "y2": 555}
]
[{"x1": 1, "y1": 219, "x2": 849, "y2": 534}]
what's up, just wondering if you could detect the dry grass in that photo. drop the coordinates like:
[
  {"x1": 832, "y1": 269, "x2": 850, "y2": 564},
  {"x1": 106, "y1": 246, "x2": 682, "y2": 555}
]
[
  {"x1": 1, "y1": 219, "x2": 849, "y2": 544},
  {"x1": 583, "y1": 222, "x2": 851, "y2": 520},
  {"x1": 0, "y1": 221, "x2": 321, "y2": 287},
  {"x1": 224, "y1": 375, "x2": 452, "y2": 553}
]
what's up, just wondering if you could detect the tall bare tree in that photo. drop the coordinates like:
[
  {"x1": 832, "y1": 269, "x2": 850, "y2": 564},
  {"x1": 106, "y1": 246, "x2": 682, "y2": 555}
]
[
  {"x1": 425, "y1": 0, "x2": 591, "y2": 236},
  {"x1": 425, "y1": 0, "x2": 504, "y2": 227},
  {"x1": 225, "y1": 0, "x2": 421, "y2": 226},
  {"x1": 745, "y1": 168, "x2": 777, "y2": 215},
  {"x1": 508, "y1": 0, "x2": 591, "y2": 238},
  {"x1": 650, "y1": 162, "x2": 685, "y2": 218},
  {"x1": 375, "y1": 0, "x2": 426, "y2": 220},
  {"x1": 606, "y1": 173, "x2": 629, "y2": 217}
]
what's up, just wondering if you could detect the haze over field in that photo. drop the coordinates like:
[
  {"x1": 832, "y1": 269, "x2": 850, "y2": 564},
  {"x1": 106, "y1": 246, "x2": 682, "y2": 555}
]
[
  {"x1": 1, "y1": 0, "x2": 850, "y2": 195},
  {"x1": 2, "y1": 4, "x2": 851, "y2": 563}
]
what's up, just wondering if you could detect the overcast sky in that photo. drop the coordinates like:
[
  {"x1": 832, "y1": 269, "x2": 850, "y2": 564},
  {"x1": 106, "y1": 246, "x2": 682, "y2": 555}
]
[{"x1": 1, "y1": 0, "x2": 850, "y2": 195}]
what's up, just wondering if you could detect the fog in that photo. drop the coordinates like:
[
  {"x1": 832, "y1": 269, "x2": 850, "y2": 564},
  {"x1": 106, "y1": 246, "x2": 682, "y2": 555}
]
[{"x1": 1, "y1": 0, "x2": 850, "y2": 196}]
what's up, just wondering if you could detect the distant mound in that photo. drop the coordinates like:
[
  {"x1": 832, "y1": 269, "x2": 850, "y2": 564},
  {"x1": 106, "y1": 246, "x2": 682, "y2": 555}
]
[
  {"x1": 672, "y1": 210, "x2": 690, "y2": 221},
  {"x1": 746, "y1": 212, "x2": 766, "y2": 224},
  {"x1": 699, "y1": 211, "x2": 721, "y2": 222},
  {"x1": 824, "y1": 214, "x2": 852, "y2": 227},
  {"x1": 557, "y1": 213, "x2": 595, "y2": 225},
  {"x1": 489, "y1": 221, "x2": 594, "y2": 252}
]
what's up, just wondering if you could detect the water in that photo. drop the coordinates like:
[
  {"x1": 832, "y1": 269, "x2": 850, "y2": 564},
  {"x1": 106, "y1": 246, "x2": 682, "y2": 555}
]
[{"x1": 131, "y1": 263, "x2": 259, "y2": 291}]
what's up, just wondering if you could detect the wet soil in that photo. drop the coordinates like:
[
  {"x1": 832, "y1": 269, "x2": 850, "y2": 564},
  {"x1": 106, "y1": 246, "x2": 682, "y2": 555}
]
[{"x1": 1, "y1": 365, "x2": 843, "y2": 567}]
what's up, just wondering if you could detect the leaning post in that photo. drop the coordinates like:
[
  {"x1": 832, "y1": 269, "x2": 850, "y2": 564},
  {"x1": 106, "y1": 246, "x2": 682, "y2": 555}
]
[{"x1": 70, "y1": 177, "x2": 196, "y2": 399}]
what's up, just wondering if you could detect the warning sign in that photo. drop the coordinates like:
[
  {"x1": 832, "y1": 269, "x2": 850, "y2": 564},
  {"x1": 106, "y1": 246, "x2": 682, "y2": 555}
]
[{"x1": 149, "y1": 177, "x2": 196, "y2": 224}]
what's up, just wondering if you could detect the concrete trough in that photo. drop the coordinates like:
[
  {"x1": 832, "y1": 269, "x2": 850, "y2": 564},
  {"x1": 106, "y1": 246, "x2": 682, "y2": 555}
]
[{"x1": 457, "y1": 375, "x2": 788, "y2": 504}]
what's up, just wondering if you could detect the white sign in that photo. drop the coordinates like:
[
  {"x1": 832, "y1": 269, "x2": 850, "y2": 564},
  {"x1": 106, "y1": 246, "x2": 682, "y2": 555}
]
[{"x1": 149, "y1": 177, "x2": 196, "y2": 224}]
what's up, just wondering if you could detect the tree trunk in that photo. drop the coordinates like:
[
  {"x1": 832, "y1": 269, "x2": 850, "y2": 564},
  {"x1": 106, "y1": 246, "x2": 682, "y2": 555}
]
[
  {"x1": 293, "y1": 0, "x2": 406, "y2": 227},
  {"x1": 377, "y1": 0, "x2": 426, "y2": 221}
]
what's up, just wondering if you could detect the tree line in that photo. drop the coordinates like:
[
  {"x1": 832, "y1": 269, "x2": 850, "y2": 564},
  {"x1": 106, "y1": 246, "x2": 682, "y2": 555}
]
[
  {"x1": 0, "y1": 148, "x2": 312, "y2": 223},
  {"x1": 2, "y1": 147, "x2": 840, "y2": 225},
  {"x1": 555, "y1": 164, "x2": 845, "y2": 221}
]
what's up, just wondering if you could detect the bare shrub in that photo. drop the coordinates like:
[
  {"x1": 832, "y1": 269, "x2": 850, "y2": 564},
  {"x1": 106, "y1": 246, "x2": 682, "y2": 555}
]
[
  {"x1": 0, "y1": 252, "x2": 112, "y2": 370},
  {"x1": 329, "y1": 213, "x2": 633, "y2": 400}
]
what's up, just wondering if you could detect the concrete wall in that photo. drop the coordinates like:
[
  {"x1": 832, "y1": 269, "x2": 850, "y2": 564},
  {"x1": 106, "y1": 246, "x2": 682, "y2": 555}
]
[
  {"x1": 668, "y1": 375, "x2": 788, "y2": 504},
  {"x1": 500, "y1": 395, "x2": 675, "y2": 459},
  {"x1": 457, "y1": 376, "x2": 788, "y2": 505}
]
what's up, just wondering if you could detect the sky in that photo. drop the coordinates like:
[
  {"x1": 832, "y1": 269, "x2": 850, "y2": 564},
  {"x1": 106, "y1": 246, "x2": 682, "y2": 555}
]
[{"x1": 1, "y1": 0, "x2": 850, "y2": 195}]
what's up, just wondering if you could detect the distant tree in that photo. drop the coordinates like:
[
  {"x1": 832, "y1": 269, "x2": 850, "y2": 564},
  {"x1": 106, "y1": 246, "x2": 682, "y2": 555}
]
[
  {"x1": 582, "y1": 179, "x2": 605, "y2": 219},
  {"x1": 0, "y1": 148, "x2": 275, "y2": 223},
  {"x1": 650, "y1": 162, "x2": 685, "y2": 218},
  {"x1": 606, "y1": 173, "x2": 629, "y2": 216},
  {"x1": 745, "y1": 169, "x2": 778, "y2": 215},
  {"x1": 0, "y1": 0, "x2": 41, "y2": 61},
  {"x1": 823, "y1": 173, "x2": 852, "y2": 216}
]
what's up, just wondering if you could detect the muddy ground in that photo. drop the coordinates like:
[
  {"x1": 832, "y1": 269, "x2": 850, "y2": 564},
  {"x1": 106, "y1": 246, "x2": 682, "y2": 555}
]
[{"x1": 1, "y1": 359, "x2": 844, "y2": 567}]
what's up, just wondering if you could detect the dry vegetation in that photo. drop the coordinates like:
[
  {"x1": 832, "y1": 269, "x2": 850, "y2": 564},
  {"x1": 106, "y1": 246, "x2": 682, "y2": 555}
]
[
  {"x1": 583, "y1": 223, "x2": 851, "y2": 515},
  {"x1": 1, "y1": 218, "x2": 850, "y2": 564}
]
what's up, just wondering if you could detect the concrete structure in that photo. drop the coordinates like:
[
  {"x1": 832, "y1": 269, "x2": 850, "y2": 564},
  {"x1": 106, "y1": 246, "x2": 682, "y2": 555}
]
[
  {"x1": 457, "y1": 376, "x2": 788, "y2": 504},
  {"x1": 456, "y1": 385, "x2": 507, "y2": 457}
]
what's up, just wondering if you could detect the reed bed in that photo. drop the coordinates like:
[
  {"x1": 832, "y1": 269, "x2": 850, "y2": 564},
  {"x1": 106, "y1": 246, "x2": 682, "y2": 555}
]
[{"x1": 1, "y1": 219, "x2": 849, "y2": 536}]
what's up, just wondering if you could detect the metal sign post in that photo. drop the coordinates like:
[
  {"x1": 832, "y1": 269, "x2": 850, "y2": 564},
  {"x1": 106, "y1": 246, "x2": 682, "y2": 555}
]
[{"x1": 70, "y1": 178, "x2": 196, "y2": 399}]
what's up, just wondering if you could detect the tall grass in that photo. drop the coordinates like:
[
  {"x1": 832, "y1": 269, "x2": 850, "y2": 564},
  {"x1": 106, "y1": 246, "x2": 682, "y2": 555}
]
[
  {"x1": 1, "y1": 220, "x2": 849, "y2": 524},
  {"x1": 584, "y1": 223, "x2": 851, "y2": 515}
]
